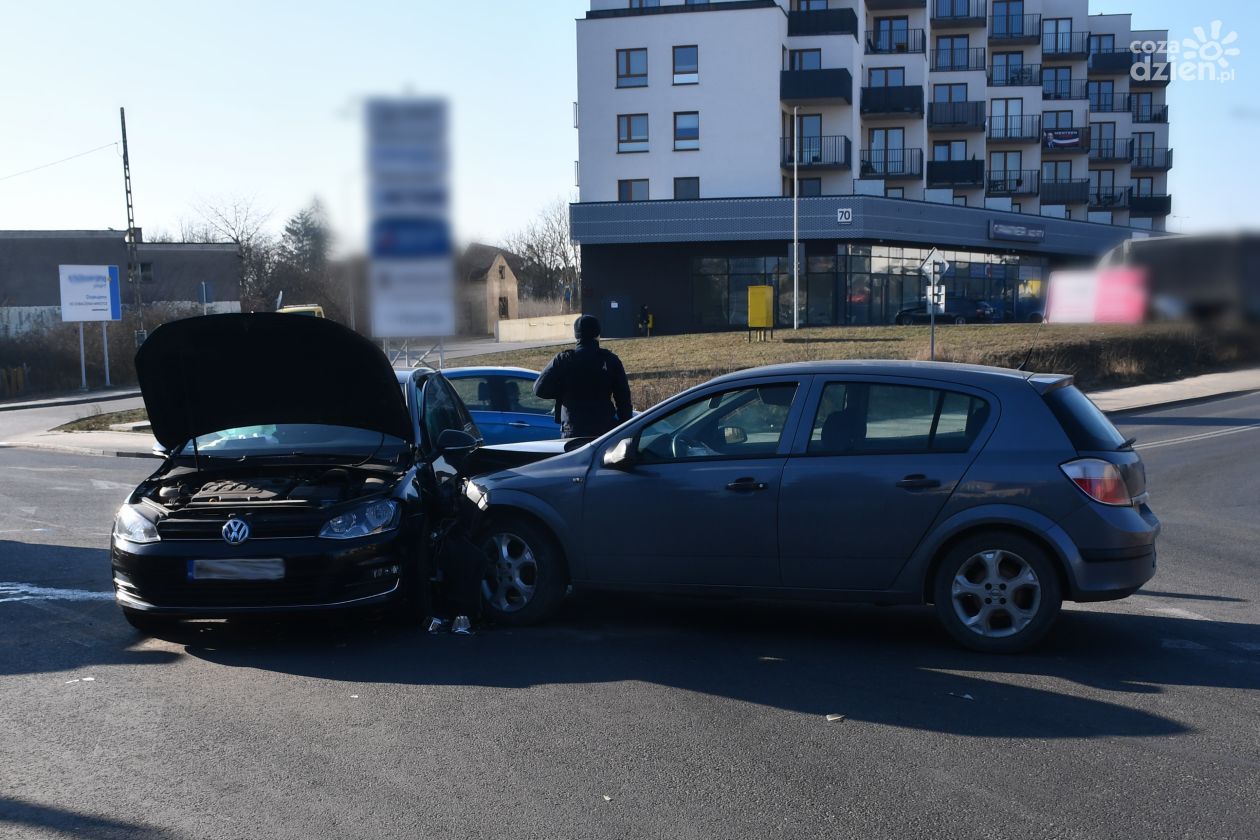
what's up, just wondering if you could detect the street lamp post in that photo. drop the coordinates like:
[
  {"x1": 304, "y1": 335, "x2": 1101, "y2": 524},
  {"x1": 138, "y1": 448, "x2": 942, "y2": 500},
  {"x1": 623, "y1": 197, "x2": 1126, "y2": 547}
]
[{"x1": 792, "y1": 105, "x2": 799, "y2": 330}]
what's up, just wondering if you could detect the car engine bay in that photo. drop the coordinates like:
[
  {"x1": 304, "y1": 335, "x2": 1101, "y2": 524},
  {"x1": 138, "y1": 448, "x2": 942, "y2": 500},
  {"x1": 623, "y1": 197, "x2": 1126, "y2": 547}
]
[{"x1": 143, "y1": 467, "x2": 396, "y2": 511}]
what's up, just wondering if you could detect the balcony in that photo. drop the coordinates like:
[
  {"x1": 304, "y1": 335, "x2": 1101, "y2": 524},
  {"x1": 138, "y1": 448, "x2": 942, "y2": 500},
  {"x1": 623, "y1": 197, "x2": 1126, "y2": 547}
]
[
  {"x1": 987, "y1": 114, "x2": 1042, "y2": 143},
  {"x1": 1042, "y1": 78, "x2": 1090, "y2": 100},
  {"x1": 1132, "y1": 105, "x2": 1169, "y2": 124},
  {"x1": 931, "y1": 0, "x2": 987, "y2": 29},
  {"x1": 781, "y1": 135, "x2": 852, "y2": 170},
  {"x1": 1089, "y1": 93, "x2": 1134, "y2": 113},
  {"x1": 860, "y1": 85, "x2": 925, "y2": 117},
  {"x1": 1131, "y1": 148, "x2": 1174, "y2": 171},
  {"x1": 1042, "y1": 31, "x2": 1090, "y2": 60},
  {"x1": 986, "y1": 169, "x2": 1040, "y2": 196},
  {"x1": 1041, "y1": 179, "x2": 1090, "y2": 204},
  {"x1": 988, "y1": 63, "x2": 1041, "y2": 86},
  {"x1": 927, "y1": 100, "x2": 986, "y2": 131},
  {"x1": 1130, "y1": 194, "x2": 1172, "y2": 217},
  {"x1": 1131, "y1": 57, "x2": 1172, "y2": 87},
  {"x1": 780, "y1": 68, "x2": 853, "y2": 103},
  {"x1": 859, "y1": 148, "x2": 924, "y2": 180},
  {"x1": 927, "y1": 159, "x2": 985, "y2": 188},
  {"x1": 866, "y1": 0, "x2": 927, "y2": 9},
  {"x1": 932, "y1": 47, "x2": 986, "y2": 72},
  {"x1": 1089, "y1": 50, "x2": 1138, "y2": 75},
  {"x1": 1043, "y1": 126, "x2": 1090, "y2": 153},
  {"x1": 1089, "y1": 188, "x2": 1130, "y2": 210},
  {"x1": 787, "y1": 8, "x2": 859, "y2": 38},
  {"x1": 989, "y1": 14, "x2": 1041, "y2": 44},
  {"x1": 866, "y1": 29, "x2": 926, "y2": 55},
  {"x1": 1089, "y1": 138, "x2": 1133, "y2": 163}
]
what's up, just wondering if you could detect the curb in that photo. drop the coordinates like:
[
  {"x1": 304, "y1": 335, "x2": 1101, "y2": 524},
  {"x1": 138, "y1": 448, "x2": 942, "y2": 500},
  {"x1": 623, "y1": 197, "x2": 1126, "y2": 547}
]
[
  {"x1": 1101, "y1": 388, "x2": 1260, "y2": 417},
  {"x1": 0, "y1": 440, "x2": 161, "y2": 460},
  {"x1": 0, "y1": 390, "x2": 142, "y2": 413}
]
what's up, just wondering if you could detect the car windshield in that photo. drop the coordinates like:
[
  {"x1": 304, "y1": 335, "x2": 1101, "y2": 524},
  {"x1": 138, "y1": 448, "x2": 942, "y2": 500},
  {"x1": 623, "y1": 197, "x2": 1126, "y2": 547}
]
[{"x1": 175, "y1": 424, "x2": 408, "y2": 459}]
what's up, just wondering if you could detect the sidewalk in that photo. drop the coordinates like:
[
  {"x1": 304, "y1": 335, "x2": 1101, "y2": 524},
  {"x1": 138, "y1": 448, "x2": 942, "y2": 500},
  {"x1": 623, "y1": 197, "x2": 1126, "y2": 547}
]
[{"x1": 0, "y1": 387, "x2": 141, "y2": 412}]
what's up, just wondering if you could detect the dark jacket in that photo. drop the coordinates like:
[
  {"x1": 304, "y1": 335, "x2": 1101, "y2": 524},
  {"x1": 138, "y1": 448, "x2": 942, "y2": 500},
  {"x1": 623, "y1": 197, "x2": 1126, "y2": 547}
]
[{"x1": 533, "y1": 341, "x2": 632, "y2": 438}]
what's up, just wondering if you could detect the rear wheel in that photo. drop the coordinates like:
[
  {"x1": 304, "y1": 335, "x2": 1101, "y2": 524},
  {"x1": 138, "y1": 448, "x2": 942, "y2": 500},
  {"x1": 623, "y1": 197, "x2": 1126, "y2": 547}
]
[
  {"x1": 932, "y1": 532, "x2": 1062, "y2": 653},
  {"x1": 121, "y1": 607, "x2": 178, "y2": 636},
  {"x1": 478, "y1": 515, "x2": 568, "y2": 626},
  {"x1": 896, "y1": 314, "x2": 913, "y2": 326},
  {"x1": 953, "y1": 315, "x2": 968, "y2": 325}
]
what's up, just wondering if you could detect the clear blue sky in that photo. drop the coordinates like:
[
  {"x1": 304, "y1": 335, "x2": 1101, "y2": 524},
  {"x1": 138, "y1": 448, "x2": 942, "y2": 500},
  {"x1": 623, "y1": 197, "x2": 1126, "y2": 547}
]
[{"x1": 0, "y1": 0, "x2": 1254, "y2": 250}]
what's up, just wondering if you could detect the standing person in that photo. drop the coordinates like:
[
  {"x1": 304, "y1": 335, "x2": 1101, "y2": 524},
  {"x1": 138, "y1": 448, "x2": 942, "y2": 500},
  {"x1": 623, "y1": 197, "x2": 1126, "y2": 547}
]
[
  {"x1": 637, "y1": 305, "x2": 654, "y2": 337},
  {"x1": 534, "y1": 315, "x2": 632, "y2": 438}
]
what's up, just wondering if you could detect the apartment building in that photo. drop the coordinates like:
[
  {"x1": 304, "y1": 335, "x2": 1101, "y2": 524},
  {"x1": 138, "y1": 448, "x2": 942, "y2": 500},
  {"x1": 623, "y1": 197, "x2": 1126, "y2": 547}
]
[{"x1": 571, "y1": 0, "x2": 1172, "y2": 335}]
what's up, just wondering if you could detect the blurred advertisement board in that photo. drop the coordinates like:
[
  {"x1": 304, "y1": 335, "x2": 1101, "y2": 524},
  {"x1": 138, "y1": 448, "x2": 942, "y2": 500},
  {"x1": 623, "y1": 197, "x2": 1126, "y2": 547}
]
[
  {"x1": 1046, "y1": 267, "x2": 1148, "y2": 324},
  {"x1": 58, "y1": 265, "x2": 121, "y2": 322},
  {"x1": 366, "y1": 98, "x2": 455, "y2": 338}
]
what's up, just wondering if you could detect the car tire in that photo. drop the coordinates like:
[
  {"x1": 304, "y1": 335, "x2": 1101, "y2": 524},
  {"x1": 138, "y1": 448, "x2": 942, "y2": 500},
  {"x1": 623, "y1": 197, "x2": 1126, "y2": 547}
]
[
  {"x1": 478, "y1": 515, "x2": 568, "y2": 626},
  {"x1": 896, "y1": 315, "x2": 912, "y2": 326},
  {"x1": 121, "y1": 607, "x2": 178, "y2": 636},
  {"x1": 953, "y1": 316, "x2": 968, "y2": 325},
  {"x1": 932, "y1": 532, "x2": 1062, "y2": 654}
]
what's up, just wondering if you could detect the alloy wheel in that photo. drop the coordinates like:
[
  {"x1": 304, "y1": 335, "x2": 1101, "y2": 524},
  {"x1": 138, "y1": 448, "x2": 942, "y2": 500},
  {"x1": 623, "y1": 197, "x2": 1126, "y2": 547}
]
[
  {"x1": 950, "y1": 549, "x2": 1042, "y2": 638},
  {"x1": 481, "y1": 532, "x2": 538, "y2": 613}
]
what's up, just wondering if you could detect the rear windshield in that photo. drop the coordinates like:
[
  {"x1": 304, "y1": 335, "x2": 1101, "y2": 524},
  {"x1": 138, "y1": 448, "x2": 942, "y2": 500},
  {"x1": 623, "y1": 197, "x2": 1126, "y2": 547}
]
[{"x1": 1044, "y1": 386, "x2": 1127, "y2": 451}]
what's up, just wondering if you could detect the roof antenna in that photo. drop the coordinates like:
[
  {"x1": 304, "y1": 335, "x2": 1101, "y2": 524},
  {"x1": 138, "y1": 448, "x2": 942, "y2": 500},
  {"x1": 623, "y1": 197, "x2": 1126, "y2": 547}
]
[{"x1": 1016, "y1": 314, "x2": 1049, "y2": 372}]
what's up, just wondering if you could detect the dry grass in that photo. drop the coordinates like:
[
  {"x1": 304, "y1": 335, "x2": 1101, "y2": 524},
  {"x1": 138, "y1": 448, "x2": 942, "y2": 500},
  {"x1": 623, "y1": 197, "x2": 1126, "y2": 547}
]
[
  {"x1": 455, "y1": 324, "x2": 1258, "y2": 410},
  {"x1": 54, "y1": 407, "x2": 149, "y2": 432}
]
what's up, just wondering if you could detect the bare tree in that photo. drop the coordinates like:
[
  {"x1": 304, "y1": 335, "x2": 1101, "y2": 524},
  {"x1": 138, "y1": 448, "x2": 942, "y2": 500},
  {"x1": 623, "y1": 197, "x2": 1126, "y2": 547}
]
[
  {"x1": 189, "y1": 197, "x2": 279, "y2": 311},
  {"x1": 503, "y1": 198, "x2": 581, "y2": 310}
]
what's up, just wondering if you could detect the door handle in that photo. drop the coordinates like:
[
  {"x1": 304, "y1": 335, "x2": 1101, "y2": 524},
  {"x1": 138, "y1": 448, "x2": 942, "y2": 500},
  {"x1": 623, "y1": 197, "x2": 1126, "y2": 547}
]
[
  {"x1": 507, "y1": 421, "x2": 530, "y2": 428},
  {"x1": 726, "y1": 478, "x2": 769, "y2": 492},
  {"x1": 896, "y1": 475, "x2": 941, "y2": 489}
]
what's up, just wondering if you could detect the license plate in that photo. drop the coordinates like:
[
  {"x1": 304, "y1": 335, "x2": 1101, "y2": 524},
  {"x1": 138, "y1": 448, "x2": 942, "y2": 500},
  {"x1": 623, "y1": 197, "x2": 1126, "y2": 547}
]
[{"x1": 188, "y1": 559, "x2": 285, "y2": 581}]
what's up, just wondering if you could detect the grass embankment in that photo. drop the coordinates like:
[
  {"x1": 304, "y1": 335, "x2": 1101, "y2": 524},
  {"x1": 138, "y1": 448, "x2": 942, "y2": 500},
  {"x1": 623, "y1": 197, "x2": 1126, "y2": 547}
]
[
  {"x1": 54, "y1": 408, "x2": 149, "y2": 432},
  {"x1": 458, "y1": 324, "x2": 1258, "y2": 410}
]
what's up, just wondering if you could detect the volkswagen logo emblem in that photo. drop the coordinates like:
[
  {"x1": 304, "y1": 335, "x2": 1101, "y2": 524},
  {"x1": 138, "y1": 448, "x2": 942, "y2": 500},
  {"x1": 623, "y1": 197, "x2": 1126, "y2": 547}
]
[{"x1": 222, "y1": 518, "x2": 250, "y2": 545}]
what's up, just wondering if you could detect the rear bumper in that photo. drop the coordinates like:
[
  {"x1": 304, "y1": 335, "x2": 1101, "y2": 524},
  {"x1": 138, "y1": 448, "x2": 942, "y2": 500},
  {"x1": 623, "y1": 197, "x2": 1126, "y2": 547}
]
[{"x1": 1056, "y1": 502, "x2": 1160, "y2": 602}]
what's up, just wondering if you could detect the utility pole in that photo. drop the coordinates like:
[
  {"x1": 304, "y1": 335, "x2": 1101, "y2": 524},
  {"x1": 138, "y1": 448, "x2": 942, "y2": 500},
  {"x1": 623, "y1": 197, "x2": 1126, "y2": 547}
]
[
  {"x1": 792, "y1": 105, "x2": 799, "y2": 330},
  {"x1": 120, "y1": 107, "x2": 145, "y2": 335}
]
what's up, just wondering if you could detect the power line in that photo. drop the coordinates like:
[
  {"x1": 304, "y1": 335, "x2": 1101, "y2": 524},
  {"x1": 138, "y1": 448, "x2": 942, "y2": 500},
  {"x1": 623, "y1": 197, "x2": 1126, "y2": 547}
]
[{"x1": 0, "y1": 142, "x2": 118, "y2": 183}]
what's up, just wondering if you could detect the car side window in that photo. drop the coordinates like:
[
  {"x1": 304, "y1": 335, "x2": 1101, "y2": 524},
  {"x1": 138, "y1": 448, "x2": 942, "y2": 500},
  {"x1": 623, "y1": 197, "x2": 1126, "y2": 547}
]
[
  {"x1": 809, "y1": 383, "x2": 989, "y2": 454},
  {"x1": 422, "y1": 375, "x2": 476, "y2": 448},
  {"x1": 638, "y1": 384, "x2": 798, "y2": 462},
  {"x1": 449, "y1": 376, "x2": 494, "y2": 411},
  {"x1": 502, "y1": 376, "x2": 554, "y2": 415}
]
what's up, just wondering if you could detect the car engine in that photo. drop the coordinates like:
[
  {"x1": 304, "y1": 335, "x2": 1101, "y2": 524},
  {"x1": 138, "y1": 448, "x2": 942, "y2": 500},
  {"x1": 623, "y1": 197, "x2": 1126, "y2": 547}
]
[{"x1": 150, "y1": 468, "x2": 391, "y2": 511}]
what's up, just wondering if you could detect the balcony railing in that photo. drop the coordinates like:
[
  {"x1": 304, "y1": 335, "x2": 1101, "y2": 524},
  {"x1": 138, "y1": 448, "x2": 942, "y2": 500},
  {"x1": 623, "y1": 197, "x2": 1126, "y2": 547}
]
[
  {"x1": 787, "y1": 8, "x2": 859, "y2": 38},
  {"x1": 867, "y1": 0, "x2": 928, "y2": 9},
  {"x1": 1089, "y1": 93, "x2": 1133, "y2": 113},
  {"x1": 1089, "y1": 188, "x2": 1131, "y2": 210},
  {"x1": 1089, "y1": 138, "x2": 1133, "y2": 162},
  {"x1": 988, "y1": 64, "x2": 1041, "y2": 86},
  {"x1": 1042, "y1": 31, "x2": 1090, "y2": 58},
  {"x1": 1130, "y1": 193, "x2": 1172, "y2": 216},
  {"x1": 860, "y1": 85, "x2": 925, "y2": 116},
  {"x1": 1132, "y1": 105, "x2": 1169, "y2": 123},
  {"x1": 931, "y1": 0, "x2": 987, "y2": 28},
  {"x1": 1131, "y1": 148, "x2": 1173, "y2": 171},
  {"x1": 1041, "y1": 178, "x2": 1090, "y2": 204},
  {"x1": 987, "y1": 114, "x2": 1041, "y2": 142},
  {"x1": 1089, "y1": 50, "x2": 1138, "y2": 75},
  {"x1": 859, "y1": 147, "x2": 924, "y2": 179},
  {"x1": 781, "y1": 135, "x2": 852, "y2": 170},
  {"x1": 927, "y1": 159, "x2": 985, "y2": 188},
  {"x1": 1042, "y1": 78, "x2": 1090, "y2": 100},
  {"x1": 866, "y1": 28, "x2": 927, "y2": 54},
  {"x1": 928, "y1": 100, "x2": 987, "y2": 130},
  {"x1": 989, "y1": 13, "x2": 1041, "y2": 43},
  {"x1": 986, "y1": 170, "x2": 1040, "y2": 196},
  {"x1": 932, "y1": 47, "x2": 986, "y2": 72},
  {"x1": 780, "y1": 68, "x2": 854, "y2": 103},
  {"x1": 1043, "y1": 126, "x2": 1090, "y2": 153}
]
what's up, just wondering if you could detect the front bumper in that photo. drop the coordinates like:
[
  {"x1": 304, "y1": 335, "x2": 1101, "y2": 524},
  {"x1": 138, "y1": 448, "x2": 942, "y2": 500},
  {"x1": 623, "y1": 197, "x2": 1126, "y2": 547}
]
[
  {"x1": 111, "y1": 530, "x2": 413, "y2": 617},
  {"x1": 1057, "y1": 501, "x2": 1161, "y2": 602}
]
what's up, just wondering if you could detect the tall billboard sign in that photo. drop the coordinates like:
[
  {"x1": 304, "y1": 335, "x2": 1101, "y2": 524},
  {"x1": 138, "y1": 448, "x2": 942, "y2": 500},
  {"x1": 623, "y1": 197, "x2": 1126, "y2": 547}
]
[
  {"x1": 58, "y1": 265, "x2": 122, "y2": 389},
  {"x1": 366, "y1": 98, "x2": 456, "y2": 339}
]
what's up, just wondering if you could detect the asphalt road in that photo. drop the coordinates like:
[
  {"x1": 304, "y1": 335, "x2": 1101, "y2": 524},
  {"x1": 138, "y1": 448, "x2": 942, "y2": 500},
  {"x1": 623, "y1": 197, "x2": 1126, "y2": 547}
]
[{"x1": 0, "y1": 393, "x2": 1257, "y2": 839}]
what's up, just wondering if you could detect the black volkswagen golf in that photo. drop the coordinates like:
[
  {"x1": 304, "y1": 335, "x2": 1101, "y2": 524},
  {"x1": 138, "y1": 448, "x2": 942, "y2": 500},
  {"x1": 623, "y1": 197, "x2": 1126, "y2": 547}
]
[{"x1": 110, "y1": 313, "x2": 480, "y2": 633}]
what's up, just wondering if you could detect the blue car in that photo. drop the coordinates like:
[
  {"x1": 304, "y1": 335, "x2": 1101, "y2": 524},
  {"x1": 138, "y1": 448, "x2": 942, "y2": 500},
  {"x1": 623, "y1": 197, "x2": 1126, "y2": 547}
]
[{"x1": 442, "y1": 367, "x2": 562, "y2": 444}]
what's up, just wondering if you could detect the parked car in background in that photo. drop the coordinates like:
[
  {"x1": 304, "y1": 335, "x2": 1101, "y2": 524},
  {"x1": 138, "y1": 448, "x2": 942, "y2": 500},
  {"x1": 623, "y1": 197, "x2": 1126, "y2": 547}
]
[
  {"x1": 276, "y1": 304, "x2": 325, "y2": 317},
  {"x1": 896, "y1": 299, "x2": 994, "y2": 325},
  {"x1": 443, "y1": 367, "x2": 562, "y2": 445},
  {"x1": 464, "y1": 361, "x2": 1159, "y2": 653}
]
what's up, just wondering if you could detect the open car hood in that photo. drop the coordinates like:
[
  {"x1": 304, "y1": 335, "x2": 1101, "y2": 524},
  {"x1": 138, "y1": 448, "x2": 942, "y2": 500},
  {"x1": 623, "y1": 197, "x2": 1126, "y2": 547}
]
[{"x1": 136, "y1": 313, "x2": 412, "y2": 449}]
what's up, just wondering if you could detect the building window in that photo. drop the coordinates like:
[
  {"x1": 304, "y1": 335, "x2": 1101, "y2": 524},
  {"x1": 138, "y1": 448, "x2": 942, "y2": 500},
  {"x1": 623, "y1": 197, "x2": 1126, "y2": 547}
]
[
  {"x1": 1042, "y1": 160, "x2": 1072, "y2": 191},
  {"x1": 795, "y1": 0, "x2": 828, "y2": 10},
  {"x1": 1043, "y1": 18, "x2": 1072, "y2": 53},
  {"x1": 1042, "y1": 66, "x2": 1072, "y2": 100},
  {"x1": 933, "y1": 83, "x2": 967, "y2": 103},
  {"x1": 674, "y1": 177, "x2": 700, "y2": 200},
  {"x1": 617, "y1": 113, "x2": 649, "y2": 152},
  {"x1": 1088, "y1": 210, "x2": 1114, "y2": 225},
  {"x1": 788, "y1": 49, "x2": 822, "y2": 71},
  {"x1": 1089, "y1": 33, "x2": 1116, "y2": 55},
  {"x1": 1133, "y1": 176, "x2": 1154, "y2": 197},
  {"x1": 673, "y1": 112, "x2": 699, "y2": 150},
  {"x1": 498, "y1": 264, "x2": 505, "y2": 280},
  {"x1": 628, "y1": 0, "x2": 660, "y2": 8},
  {"x1": 791, "y1": 178, "x2": 822, "y2": 197},
  {"x1": 991, "y1": 52, "x2": 1027, "y2": 86},
  {"x1": 872, "y1": 16, "x2": 910, "y2": 53},
  {"x1": 498, "y1": 296, "x2": 509, "y2": 318},
  {"x1": 1088, "y1": 79, "x2": 1115, "y2": 111},
  {"x1": 1012, "y1": 202, "x2": 1022, "y2": 213},
  {"x1": 685, "y1": 0, "x2": 710, "y2": 5},
  {"x1": 886, "y1": 187, "x2": 904, "y2": 198},
  {"x1": 868, "y1": 67, "x2": 905, "y2": 87},
  {"x1": 618, "y1": 179, "x2": 649, "y2": 201},
  {"x1": 673, "y1": 45, "x2": 698, "y2": 84},
  {"x1": 1043, "y1": 110, "x2": 1072, "y2": 130},
  {"x1": 616, "y1": 48, "x2": 648, "y2": 88},
  {"x1": 139, "y1": 262, "x2": 155, "y2": 283},
  {"x1": 933, "y1": 140, "x2": 966, "y2": 161},
  {"x1": 935, "y1": 35, "x2": 969, "y2": 71},
  {"x1": 953, "y1": 195, "x2": 967, "y2": 207}
]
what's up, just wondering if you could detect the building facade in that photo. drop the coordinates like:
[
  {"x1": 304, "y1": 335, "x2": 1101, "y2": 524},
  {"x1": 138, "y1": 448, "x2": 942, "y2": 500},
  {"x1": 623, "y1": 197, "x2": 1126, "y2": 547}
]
[
  {"x1": 572, "y1": 0, "x2": 1171, "y2": 335},
  {"x1": 457, "y1": 243, "x2": 522, "y2": 335}
]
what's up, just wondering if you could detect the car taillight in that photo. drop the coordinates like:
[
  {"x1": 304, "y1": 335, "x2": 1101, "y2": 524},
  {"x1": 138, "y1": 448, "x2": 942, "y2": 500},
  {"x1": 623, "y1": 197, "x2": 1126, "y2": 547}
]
[{"x1": 1061, "y1": 458, "x2": 1131, "y2": 506}]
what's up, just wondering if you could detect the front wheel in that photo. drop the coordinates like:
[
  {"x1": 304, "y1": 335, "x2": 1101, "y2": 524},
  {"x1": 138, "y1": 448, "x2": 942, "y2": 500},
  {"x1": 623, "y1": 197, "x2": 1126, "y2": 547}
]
[
  {"x1": 932, "y1": 532, "x2": 1062, "y2": 653},
  {"x1": 896, "y1": 314, "x2": 913, "y2": 326},
  {"x1": 953, "y1": 316, "x2": 968, "y2": 325},
  {"x1": 479, "y1": 515, "x2": 568, "y2": 626}
]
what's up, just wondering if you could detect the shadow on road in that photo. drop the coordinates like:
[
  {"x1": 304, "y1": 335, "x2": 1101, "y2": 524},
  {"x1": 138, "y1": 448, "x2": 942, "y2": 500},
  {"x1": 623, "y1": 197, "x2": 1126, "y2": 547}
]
[
  {"x1": 0, "y1": 796, "x2": 182, "y2": 840},
  {"x1": 1116, "y1": 414, "x2": 1260, "y2": 428}
]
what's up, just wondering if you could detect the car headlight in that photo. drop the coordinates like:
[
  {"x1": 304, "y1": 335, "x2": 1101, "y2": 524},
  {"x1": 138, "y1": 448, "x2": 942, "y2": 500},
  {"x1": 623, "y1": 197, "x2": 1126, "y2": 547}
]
[
  {"x1": 318, "y1": 498, "x2": 400, "y2": 540},
  {"x1": 113, "y1": 505, "x2": 160, "y2": 544}
]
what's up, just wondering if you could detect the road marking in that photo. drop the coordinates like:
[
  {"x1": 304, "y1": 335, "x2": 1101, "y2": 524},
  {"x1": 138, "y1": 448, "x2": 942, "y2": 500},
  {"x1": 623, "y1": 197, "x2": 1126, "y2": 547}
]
[
  {"x1": 0, "y1": 528, "x2": 49, "y2": 534},
  {"x1": 0, "y1": 582, "x2": 114, "y2": 603},
  {"x1": 1161, "y1": 639, "x2": 1208, "y2": 650},
  {"x1": 1146, "y1": 606, "x2": 1209, "y2": 621},
  {"x1": 90, "y1": 479, "x2": 133, "y2": 491},
  {"x1": 1135, "y1": 422, "x2": 1260, "y2": 450}
]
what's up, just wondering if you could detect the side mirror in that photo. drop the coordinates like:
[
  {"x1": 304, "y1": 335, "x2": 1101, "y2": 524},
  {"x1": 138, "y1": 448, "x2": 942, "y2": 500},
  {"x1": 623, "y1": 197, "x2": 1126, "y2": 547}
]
[
  {"x1": 436, "y1": 429, "x2": 479, "y2": 463},
  {"x1": 601, "y1": 437, "x2": 637, "y2": 469},
  {"x1": 720, "y1": 425, "x2": 748, "y2": 446}
]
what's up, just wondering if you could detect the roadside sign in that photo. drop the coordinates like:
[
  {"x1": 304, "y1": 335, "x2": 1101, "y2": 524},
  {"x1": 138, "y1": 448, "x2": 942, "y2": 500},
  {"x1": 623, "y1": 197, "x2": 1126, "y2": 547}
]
[
  {"x1": 58, "y1": 265, "x2": 121, "y2": 322},
  {"x1": 928, "y1": 283, "x2": 946, "y2": 314},
  {"x1": 919, "y1": 248, "x2": 950, "y2": 278}
]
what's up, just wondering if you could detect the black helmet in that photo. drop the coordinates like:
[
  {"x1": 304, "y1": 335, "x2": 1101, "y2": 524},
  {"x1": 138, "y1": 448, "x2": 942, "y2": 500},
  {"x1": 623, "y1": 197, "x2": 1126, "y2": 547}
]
[{"x1": 574, "y1": 315, "x2": 601, "y2": 341}]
